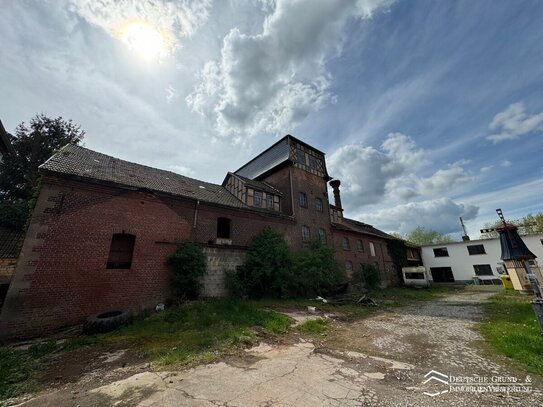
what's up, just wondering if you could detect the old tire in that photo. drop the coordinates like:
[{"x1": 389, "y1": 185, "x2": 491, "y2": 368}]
[{"x1": 83, "y1": 310, "x2": 133, "y2": 335}]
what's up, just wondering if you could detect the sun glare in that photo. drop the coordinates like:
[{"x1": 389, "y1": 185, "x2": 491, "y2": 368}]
[{"x1": 115, "y1": 20, "x2": 171, "y2": 61}]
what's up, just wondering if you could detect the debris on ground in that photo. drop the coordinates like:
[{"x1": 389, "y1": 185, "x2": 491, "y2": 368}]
[{"x1": 311, "y1": 293, "x2": 378, "y2": 306}]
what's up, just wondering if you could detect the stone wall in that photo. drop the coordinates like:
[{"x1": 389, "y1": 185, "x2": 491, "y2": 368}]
[{"x1": 202, "y1": 246, "x2": 247, "y2": 297}]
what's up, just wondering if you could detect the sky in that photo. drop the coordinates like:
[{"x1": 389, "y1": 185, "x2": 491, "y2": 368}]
[{"x1": 1, "y1": 0, "x2": 542, "y2": 239}]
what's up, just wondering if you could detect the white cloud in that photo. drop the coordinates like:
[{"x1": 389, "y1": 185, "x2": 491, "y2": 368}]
[
  {"x1": 187, "y1": 0, "x2": 393, "y2": 138},
  {"x1": 69, "y1": 0, "x2": 212, "y2": 57},
  {"x1": 501, "y1": 160, "x2": 512, "y2": 167},
  {"x1": 328, "y1": 132, "x2": 473, "y2": 209},
  {"x1": 480, "y1": 165, "x2": 493, "y2": 173},
  {"x1": 358, "y1": 198, "x2": 479, "y2": 234},
  {"x1": 486, "y1": 102, "x2": 543, "y2": 143}
]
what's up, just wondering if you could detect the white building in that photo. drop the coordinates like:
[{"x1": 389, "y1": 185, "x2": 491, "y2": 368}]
[{"x1": 420, "y1": 234, "x2": 543, "y2": 284}]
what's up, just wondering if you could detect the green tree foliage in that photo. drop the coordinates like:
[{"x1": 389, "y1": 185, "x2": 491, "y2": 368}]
[
  {"x1": 403, "y1": 226, "x2": 454, "y2": 246},
  {"x1": 167, "y1": 241, "x2": 207, "y2": 300},
  {"x1": 227, "y1": 228, "x2": 344, "y2": 298},
  {"x1": 0, "y1": 114, "x2": 84, "y2": 231},
  {"x1": 361, "y1": 263, "x2": 381, "y2": 290},
  {"x1": 290, "y1": 240, "x2": 346, "y2": 297},
  {"x1": 481, "y1": 212, "x2": 543, "y2": 239}
]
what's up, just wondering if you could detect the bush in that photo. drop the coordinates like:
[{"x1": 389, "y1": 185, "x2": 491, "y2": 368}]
[
  {"x1": 361, "y1": 263, "x2": 381, "y2": 290},
  {"x1": 227, "y1": 229, "x2": 344, "y2": 298},
  {"x1": 167, "y1": 241, "x2": 207, "y2": 300},
  {"x1": 227, "y1": 227, "x2": 293, "y2": 298}
]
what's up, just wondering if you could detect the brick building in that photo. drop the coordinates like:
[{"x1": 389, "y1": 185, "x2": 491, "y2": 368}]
[{"x1": 0, "y1": 135, "x2": 398, "y2": 340}]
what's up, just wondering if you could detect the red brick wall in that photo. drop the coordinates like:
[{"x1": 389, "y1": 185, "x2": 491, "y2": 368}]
[{"x1": 0, "y1": 176, "x2": 292, "y2": 340}]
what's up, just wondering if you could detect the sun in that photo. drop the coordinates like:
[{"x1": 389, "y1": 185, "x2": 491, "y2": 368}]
[{"x1": 115, "y1": 19, "x2": 171, "y2": 61}]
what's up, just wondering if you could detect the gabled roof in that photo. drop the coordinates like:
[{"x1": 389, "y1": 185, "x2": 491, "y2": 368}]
[
  {"x1": 223, "y1": 172, "x2": 283, "y2": 196},
  {"x1": 39, "y1": 144, "x2": 247, "y2": 209},
  {"x1": 332, "y1": 217, "x2": 395, "y2": 241}
]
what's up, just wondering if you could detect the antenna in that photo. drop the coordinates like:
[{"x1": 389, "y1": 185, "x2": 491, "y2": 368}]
[{"x1": 459, "y1": 217, "x2": 470, "y2": 241}]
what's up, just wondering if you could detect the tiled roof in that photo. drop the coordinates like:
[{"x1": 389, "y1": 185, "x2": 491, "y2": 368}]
[
  {"x1": 39, "y1": 144, "x2": 247, "y2": 208},
  {"x1": 333, "y1": 218, "x2": 395, "y2": 240},
  {"x1": 0, "y1": 227, "x2": 23, "y2": 258}
]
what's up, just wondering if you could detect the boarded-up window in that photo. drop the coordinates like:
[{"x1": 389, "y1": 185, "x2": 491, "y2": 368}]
[
  {"x1": 217, "y1": 217, "x2": 231, "y2": 239},
  {"x1": 107, "y1": 234, "x2": 135, "y2": 269}
]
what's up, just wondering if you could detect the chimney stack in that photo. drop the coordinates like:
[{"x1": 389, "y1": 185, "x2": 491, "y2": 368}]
[{"x1": 329, "y1": 179, "x2": 342, "y2": 210}]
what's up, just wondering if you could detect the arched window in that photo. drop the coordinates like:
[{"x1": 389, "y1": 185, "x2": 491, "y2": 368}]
[
  {"x1": 217, "y1": 217, "x2": 231, "y2": 239},
  {"x1": 107, "y1": 233, "x2": 136, "y2": 269}
]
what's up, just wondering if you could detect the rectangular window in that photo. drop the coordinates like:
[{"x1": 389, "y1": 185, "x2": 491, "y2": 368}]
[
  {"x1": 345, "y1": 260, "x2": 353, "y2": 272},
  {"x1": 369, "y1": 242, "x2": 376, "y2": 257},
  {"x1": 266, "y1": 194, "x2": 274, "y2": 209},
  {"x1": 308, "y1": 155, "x2": 317, "y2": 169},
  {"x1": 433, "y1": 247, "x2": 449, "y2": 257},
  {"x1": 405, "y1": 272, "x2": 425, "y2": 280},
  {"x1": 254, "y1": 191, "x2": 262, "y2": 207},
  {"x1": 473, "y1": 264, "x2": 493, "y2": 276},
  {"x1": 318, "y1": 228, "x2": 326, "y2": 243},
  {"x1": 430, "y1": 267, "x2": 455, "y2": 282},
  {"x1": 217, "y1": 217, "x2": 231, "y2": 239},
  {"x1": 296, "y1": 150, "x2": 306, "y2": 165},
  {"x1": 315, "y1": 197, "x2": 323, "y2": 212},
  {"x1": 357, "y1": 239, "x2": 364, "y2": 252},
  {"x1": 302, "y1": 225, "x2": 311, "y2": 242},
  {"x1": 299, "y1": 192, "x2": 308, "y2": 208},
  {"x1": 107, "y1": 233, "x2": 135, "y2": 269},
  {"x1": 342, "y1": 237, "x2": 350, "y2": 250},
  {"x1": 467, "y1": 244, "x2": 486, "y2": 255}
]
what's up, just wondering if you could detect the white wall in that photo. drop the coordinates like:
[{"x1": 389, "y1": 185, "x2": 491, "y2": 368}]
[{"x1": 420, "y1": 234, "x2": 543, "y2": 282}]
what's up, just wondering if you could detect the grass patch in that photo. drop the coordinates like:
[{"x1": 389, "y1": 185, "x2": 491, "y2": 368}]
[
  {"x1": 100, "y1": 299, "x2": 290, "y2": 367},
  {"x1": 296, "y1": 318, "x2": 329, "y2": 335},
  {"x1": 480, "y1": 290, "x2": 543, "y2": 374}
]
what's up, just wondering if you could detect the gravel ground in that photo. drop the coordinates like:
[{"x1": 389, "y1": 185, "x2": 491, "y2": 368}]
[{"x1": 12, "y1": 289, "x2": 543, "y2": 406}]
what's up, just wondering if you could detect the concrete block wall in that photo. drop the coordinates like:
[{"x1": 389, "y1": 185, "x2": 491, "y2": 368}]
[{"x1": 202, "y1": 246, "x2": 247, "y2": 297}]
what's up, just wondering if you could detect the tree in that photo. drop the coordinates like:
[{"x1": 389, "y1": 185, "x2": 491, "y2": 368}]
[
  {"x1": 481, "y1": 212, "x2": 543, "y2": 239},
  {"x1": 404, "y1": 226, "x2": 454, "y2": 246},
  {"x1": 167, "y1": 241, "x2": 207, "y2": 300},
  {"x1": 0, "y1": 114, "x2": 84, "y2": 230}
]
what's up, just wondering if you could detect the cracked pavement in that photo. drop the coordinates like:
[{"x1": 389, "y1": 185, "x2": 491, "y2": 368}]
[{"x1": 14, "y1": 289, "x2": 543, "y2": 406}]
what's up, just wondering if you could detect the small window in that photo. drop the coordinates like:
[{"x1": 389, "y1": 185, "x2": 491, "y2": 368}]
[
  {"x1": 107, "y1": 233, "x2": 135, "y2": 269},
  {"x1": 345, "y1": 260, "x2": 353, "y2": 272},
  {"x1": 433, "y1": 247, "x2": 449, "y2": 257},
  {"x1": 266, "y1": 194, "x2": 274, "y2": 210},
  {"x1": 217, "y1": 217, "x2": 231, "y2": 239},
  {"x1": 254, "y1": 191, "x2": 262, "y2": 207},
  {"x1": 467, "y1": 244, "x2": 486, "y2": 255},
  {"x1": 473, "y1": 264, "x2": 493, "y2": 276},
  {"x1": 315, "y1": 197, "x2": 323, "y2": 212},
  {"x1": 296, "y1": 150, "x2": 306, "y2": 165},
  {"x1": 318, "y1": 228, "x2": 326, "y2": 243},
  {"x1": 302, "y1": 225, "x2": 311, "y2": 242},
  {"x1": 357, "y1": 240, "x2": 364, "y2": 252},
  {"x1": 299, "y1": 192, "x2": 308, "y2": 208},
  {"x1": 342, "y1": 237, "x2": 350, "y2": 250},
  {"x1": 309, "y1": 155, "x2": 317, "y2": 169},
  {"x1": 369, "y1": 242, "x2": 376, "y2": 257},
  {"x1": 405, "y1": 272, "x2": 425, "y2": 280}
]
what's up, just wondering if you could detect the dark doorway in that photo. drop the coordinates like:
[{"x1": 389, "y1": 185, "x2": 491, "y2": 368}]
[{"x1": 430, "y1": 267, "x2": 455, "y2": 282}]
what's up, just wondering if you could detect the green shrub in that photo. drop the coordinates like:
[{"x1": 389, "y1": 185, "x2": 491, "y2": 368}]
[
  {"x1": 290, "y1": 240, "x2": 346, "y2": 297},
  {"x1": 167, "y1": 241, "x2": 207, "y2": 299},
  {"x1": 361, "y1": 263, "x2": 381, "y2": 290},
  {"x1": 227, "y1": 227, "x2": 293, "y2": 298},
  {"x1": 296, "y1": 318, "x2": 329, "y2": 335}
]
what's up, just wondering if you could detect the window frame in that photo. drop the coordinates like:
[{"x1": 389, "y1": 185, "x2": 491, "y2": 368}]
[
  {"x1": 342, "y1": 237, "x2": 350, "y2": 250},
  {"x1": 296, "y1": 150, "x2": 306, "y2": 165},
  {"x1": 302, "y1": 225, "x2": 311, "y2": 242},
  {"x1": 299, "y1": 192, "x2": 308, "y2": 208},
  {"x1": 217, "y1": 217, "x2": 231, "y2": 239},
  {"x1": 369, "y1": 242, "x2": 376, "y2": 257},
  {"x1": 356, "y1": 239, "x2": 364, "y2": 252},
  {"x1": 467, "y1": 244, "x2": 486, "y2": 255},
  {"x1": 473, "y1": 264, "x2": 493, "y2": 276},
  {"x1": 266, "y1": 194, "x2": 274, "y2": 210},
  {"x1": 433, "y1": 247, "x2": 449, "y2": 257},
  {"x1": 315, "y1": 197, "x2": 323, "y2": 212},
  {"x1": 254, "y1": 190, "x2": 263, "y2": 207},
  {"x1": 345, "y1": 260, "x2": 353, "y2": 272},
  {"x1": 318, "y1": 228, "x2": 326, "y2": 243}
]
